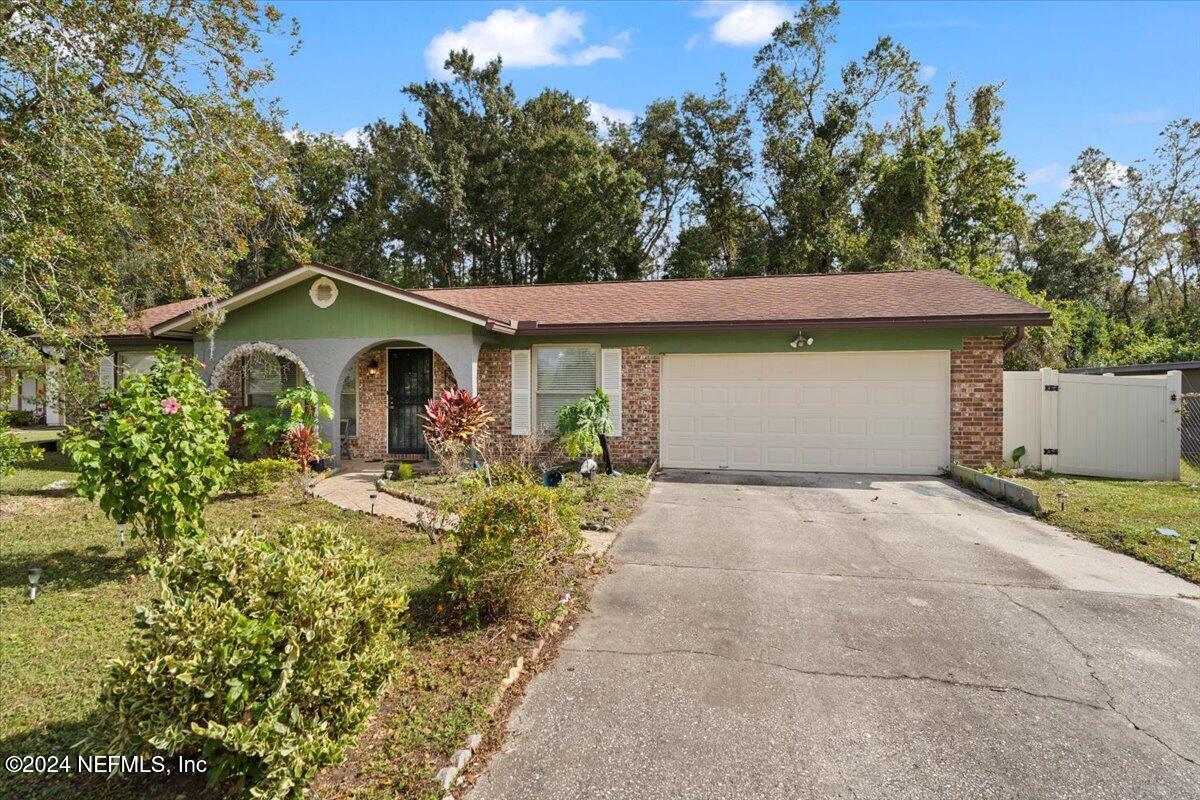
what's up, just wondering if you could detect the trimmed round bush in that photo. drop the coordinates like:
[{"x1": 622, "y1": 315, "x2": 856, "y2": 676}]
[
  {"x1": 94, "y1": 523, "x2": 408, "y2": 800},
  {"x1": 436, "y1": 483, "x2": 581, "y2": 624}
]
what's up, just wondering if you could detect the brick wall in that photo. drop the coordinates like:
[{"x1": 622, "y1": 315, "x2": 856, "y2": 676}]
[
  {"x1": 950, "y1": 335, "x2": 1004, "y2": 466},
  {"x1": 476, "y1": 345, "x2": 660, "y2": 469},
  {"x1": 344, "y1": 347, "x2": 457, "y2": 461}
]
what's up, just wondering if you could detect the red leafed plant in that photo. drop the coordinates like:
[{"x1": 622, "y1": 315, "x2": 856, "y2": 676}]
[
  {"x1": 422, "y1": 389, "x2": 494, "y2": 448},
  {"x1": 283, "y1": 425, "x2": 324, "y2": 471}
]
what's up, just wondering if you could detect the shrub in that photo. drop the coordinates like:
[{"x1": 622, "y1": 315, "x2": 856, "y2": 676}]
[
  {"x1": 7, "y1": 409, "x2": 35, "y2": 427},
  {"x1": 393, "y1": 462, "x2": 414, "y2": 480},
  {"x1": 436, "y1": 483, "x2": 581, "y2": 624},
  {"x1": 63, "y1": 349, "x2": 231, "y2": 550},
  {"x1": 556, "y1": 389, "x2": 612, "y2": 459},
  {"x1": 422, "y1": 389, "x2": 493, "y2": 476},
  {"x1": 94, "y1": 523, "x2": 408, "y2": 800},
  {"x1": 0, "y1": 412, "x2": 44, "y2": 486},
  {"x1": 232, "y1": 405, "x2": 282, "y2": 459},
  {"x1": 226, "y1": 458, "x2": 298, "y2": 495},
  {"x1": 232, "y1": 387, "x2": 333, "y2": 461},
  {"x1": 282, "y1": 424, "x2": 327, "y2": 471}
]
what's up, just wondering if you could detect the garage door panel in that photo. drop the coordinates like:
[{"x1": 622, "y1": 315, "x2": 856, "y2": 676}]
[{"x1": 661, "y1": 352, "x2": 950, "y2": 475}]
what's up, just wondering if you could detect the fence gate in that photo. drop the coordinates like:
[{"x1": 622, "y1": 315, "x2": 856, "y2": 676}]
[{"x1": 1003, "y1": 368, "x2": 1182, "y2": 481}]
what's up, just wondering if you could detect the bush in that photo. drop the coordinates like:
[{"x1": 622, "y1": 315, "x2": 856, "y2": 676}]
[
  {"x1": 63, "y1": 349, "x2": 231, "y2": 551},
  {"x1": 6, "y1": 409, "x2": 35, "y2": 426},
  {"x1": 226, "y1": 458, "x2": 298, "y2": 495},
  {"x1": 94, "y1": 523, "x2": 408, "y2": 800},
  {"x1": 393, "y1": 462, "x2": 414, "y2": 480},
  {"x1": 422, "y1": 389, "x2": 493, "y2": 476},
  {"x1": 436, "y1": 483, "x2": 581, "y2": 624},
  {"x1": 0, "y1": 412, "x2": 44, "y2": 486}
]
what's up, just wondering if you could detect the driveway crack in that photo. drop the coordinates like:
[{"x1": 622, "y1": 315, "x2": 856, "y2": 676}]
[{"x1": 995, "y1": 587, "x2": 1198, "y2": 768}]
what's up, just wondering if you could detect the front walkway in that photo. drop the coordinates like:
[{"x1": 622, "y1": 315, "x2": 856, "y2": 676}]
[
  {"x1": 469, "y1": 470, "x2": 1200, "y2": 800},
  {"x1": 310, "y1": 460, "x2": 426, "y2": 525}
]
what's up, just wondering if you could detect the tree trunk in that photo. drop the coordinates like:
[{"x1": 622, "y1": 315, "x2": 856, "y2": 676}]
[{"x1": 599, "y1": 434, "x2": 614, "y2": 475}]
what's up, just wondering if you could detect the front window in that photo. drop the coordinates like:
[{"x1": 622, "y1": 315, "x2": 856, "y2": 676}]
[
  {"x1": 534, "y1": 346, "x2": 598, "y2": 430},
  {"x1": 243, "y1": 354, "x2": 302, "y2": 407},
  {"x1": 340, "y1": 370, "x2": 357, "y2": 437},
  {"x1": 116, "y1": 351, "x2": 157, "y2": 378}
]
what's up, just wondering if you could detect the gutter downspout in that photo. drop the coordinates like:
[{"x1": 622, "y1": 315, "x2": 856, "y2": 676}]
[{"x1": 1002, "y1": 326, "x2": 1025, "y2": 354}]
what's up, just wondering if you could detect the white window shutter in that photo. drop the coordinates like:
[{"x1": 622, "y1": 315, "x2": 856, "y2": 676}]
[
  {"x1": 510, "y1": 350, "x2": 531, "y2": 435},
  {"x1": 601, "y1": 348, "x2": 622, "y2": 436},
  {"x1": 99, "y1": 355, "x2": 116, "y2": 392}
]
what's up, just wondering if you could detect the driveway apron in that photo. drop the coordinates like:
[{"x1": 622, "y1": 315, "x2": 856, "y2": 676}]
[{"x1": 469, "y1": 471, "x2": 1200, "y2": 800}]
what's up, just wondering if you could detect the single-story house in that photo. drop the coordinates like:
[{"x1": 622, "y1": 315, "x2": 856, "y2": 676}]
[
  {"x1": 1067, "y1": 361, "x2": 1200, "y2": 394},
  {"x1": 104, "y1": 263, "x2": 1050, "y2": 474}
]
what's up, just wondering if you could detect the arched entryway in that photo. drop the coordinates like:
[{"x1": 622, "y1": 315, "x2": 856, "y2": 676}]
[{"x1": 208, "y1": 341, "x2": 317, "y2": 409}]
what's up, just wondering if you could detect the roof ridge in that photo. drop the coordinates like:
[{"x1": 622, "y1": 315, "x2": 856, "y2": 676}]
[{"x1": 410, "y1": 268, "x2": 942, "y2": 293}]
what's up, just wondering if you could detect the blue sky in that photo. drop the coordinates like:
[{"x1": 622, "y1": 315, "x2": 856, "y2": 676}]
[{"x1": 263, "y1": 1, "x2": 1200, "y2": 205}]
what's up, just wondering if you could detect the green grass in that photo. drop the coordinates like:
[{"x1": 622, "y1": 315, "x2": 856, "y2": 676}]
[
  {"x1": 1011, "y1": 460, "x2": 1200, "y2": 585},
  {"x1": 0, "y1": 452, "x2": 75, "y2": 495},
  {"x1": 0, "y1": 465, "x2": 536, "y2": 800},
  {"x1": 385, "y1": 468, "x2": 652, "y2": 529}
]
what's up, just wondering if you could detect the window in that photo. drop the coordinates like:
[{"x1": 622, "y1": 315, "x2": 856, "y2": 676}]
[
  {"x1": 340, "y1": 370, "x2": 357, "y2": 437},
  {"x1": 116, "y1": 351, "x2": 157, "y2": 378},
  {"x1": 534, "y1": 346, "x2": 598, "y2": 430},
  {"x1": 243, "y1": 355, "x2": 302, "y2": 407}
]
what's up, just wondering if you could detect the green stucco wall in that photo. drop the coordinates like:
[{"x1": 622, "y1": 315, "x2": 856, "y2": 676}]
[
  {"x1": 497, "y1": 327, "x2": 1005, "y2": 354},
  {"x1": 215, "y1": 279, "x2": 481, "y2": 341}
]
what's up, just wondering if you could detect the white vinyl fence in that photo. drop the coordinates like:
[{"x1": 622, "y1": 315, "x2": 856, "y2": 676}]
[{"x1": 1003, "y1": 368, "x2": 1183, "y2": 480}]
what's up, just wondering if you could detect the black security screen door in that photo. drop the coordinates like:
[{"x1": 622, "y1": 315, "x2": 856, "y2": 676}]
[{"x1": 388, "y1": 348, "x2": 433, "y2": 454}]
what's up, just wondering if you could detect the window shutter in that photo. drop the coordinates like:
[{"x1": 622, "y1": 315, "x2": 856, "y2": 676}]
[
  {"x1": 511, "y1": 350, "x2": 531, "y2": 435},
  {"x1": 99, "y1": 355, "x2": 115, "y2": 392},
  {"x1": 601, "y1": 348, "x2": 622, "y2": 436}
]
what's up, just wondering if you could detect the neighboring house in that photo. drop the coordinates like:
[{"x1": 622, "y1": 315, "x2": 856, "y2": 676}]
[
  {"x1": 3, "y1": 366, "x2": 50, "y2": 422},
  {"x1": 124, "y1": 262, "x2": 1047, "y2": 474},
  {"x1": 99, "y1": 297, "x2": 214, "y2": 389},
  {"x1": 1066, "y1": 361, "x2": 1200, "y2": 394}
]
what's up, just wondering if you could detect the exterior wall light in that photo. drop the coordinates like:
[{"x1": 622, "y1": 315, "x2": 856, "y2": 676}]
[
  {"x1": 28, "y1": 568, "x2": 41, "y2": 603},
  {"x1": 790, "y1": 332, "x2": 814, "y2": 349},
  {"x1": 366, "y1": 360, "x2": 380, "y2": 378}
]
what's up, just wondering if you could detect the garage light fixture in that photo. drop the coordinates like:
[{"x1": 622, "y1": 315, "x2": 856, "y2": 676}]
[{"x1": 790, "y1": 331, "x2": 814, "y2": 349}]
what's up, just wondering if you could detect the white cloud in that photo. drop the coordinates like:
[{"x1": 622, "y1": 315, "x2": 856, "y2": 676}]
[
  {"x1": 424, "y1": 7, "x2": 625, "y2": 74},
  {"x1": 684, "y1": 32, "x2": 702, "y2": 52},
  {"x1": 283, "y1": 127, "x2": 365, "y2": 148},
  {"x1": 919, "y1": 64, "x2": 937, "y2": 81},
  {"x1": 1103, "y1": 160, "x2": 1130, "y2": 187},
  {"x1": 587, "y1": 101, "x2": 635, "y2": 133},
  {"x1": 1104, "y1": 108, "x2": 1167, "y2": 126},
  {"x1": 1027, "y1": 162, "x2": 1064, "y2": 186},
  {"x1": 697, "y1": 1, "x2": 791, "y2": 47}
]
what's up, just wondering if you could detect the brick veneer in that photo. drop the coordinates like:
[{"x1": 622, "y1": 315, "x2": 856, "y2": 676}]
[
  {"x1": 950, "y1": 335, "x2": 1004, "y2": 466},
  {"x1": 344, "y1": 347, "x2": 456, "y2": 460},
  {"x1": 476, "y1": 345, "x2": 661, "y2": 469}
]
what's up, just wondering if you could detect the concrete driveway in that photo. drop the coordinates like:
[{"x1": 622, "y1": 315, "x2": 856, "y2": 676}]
[{"x1": 469, "y1": 471, "x2": 1200, "y2": 800}]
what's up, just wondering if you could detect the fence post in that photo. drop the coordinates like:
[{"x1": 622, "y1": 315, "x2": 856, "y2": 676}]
[
  {"x1": 1039, "y1": 367, "x2": 1059, "y2": 472},
  {"x1": 1166, "y1": 370, "x2": 1182, "y2": 480}
]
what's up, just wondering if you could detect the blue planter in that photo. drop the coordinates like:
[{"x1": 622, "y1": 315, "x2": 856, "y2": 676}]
[{"x1": 542, "y1": 469, "x2": 564, "y2": 488}]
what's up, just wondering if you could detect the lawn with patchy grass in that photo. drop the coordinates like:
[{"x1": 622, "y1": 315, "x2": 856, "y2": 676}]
[
  {"x1": 0, "y1": 466, "x2": 539, "y2": 800},
  {"x1": 1011, "y1": 460, "x2": 1200, "y2": 584},
  {"x1": 386, "y1": 468, "x2": 651, "y2": 529}
]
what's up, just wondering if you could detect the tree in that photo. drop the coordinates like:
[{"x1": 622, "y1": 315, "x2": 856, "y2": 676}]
[{"x1": 1011, "y1": 204, "x2": 1111, "y2": 305}]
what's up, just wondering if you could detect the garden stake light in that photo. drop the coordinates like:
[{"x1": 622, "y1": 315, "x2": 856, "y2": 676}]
[
  {"x1": 252, "y1": 512, "x2": 262, "y2": 530},
  {"x1": 369, "y1": 493, "x2": 378, "y2": 516},
  {"x1": 1055, "y1": 491, "x2": 1069, "y2": 511},
  {"x1": 1191, "y1": 539, "x2": 1197, "y2": 561},
  {"x1": 117, "y1": 522, "x2": 127, "y2": 547},
  {"x1": 27, "y1": 568, "x2": 41, "y2": 603}
]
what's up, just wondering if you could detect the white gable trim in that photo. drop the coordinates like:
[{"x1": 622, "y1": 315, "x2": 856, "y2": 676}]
[{"x1": 150, "y1": 264, "x2": 492, "y2": 336}]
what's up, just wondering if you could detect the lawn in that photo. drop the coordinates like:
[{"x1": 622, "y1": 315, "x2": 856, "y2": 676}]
[
  {"x1": 1010, "y1": 460, "x2": 1200, "y2": 585},
  {"x1": 385, "y1": 468, "x2": 652, "y2": 530},
  {"x1": 7, "y1": 427, "x2": 64, "y2": 445},
  {"x1": 0, "y1": 463, "x2": 548, "y2": 800}
]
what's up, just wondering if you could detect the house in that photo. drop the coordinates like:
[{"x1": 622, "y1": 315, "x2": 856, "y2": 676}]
[
  {"x1": 112, "y1": 263, "x2": 1050, "y2": 474},
  {"x1": 1066, "y1": 361, "x2": 1200, "y2": 394}
]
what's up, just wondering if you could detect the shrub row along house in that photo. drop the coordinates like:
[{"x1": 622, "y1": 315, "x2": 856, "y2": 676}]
[{"x1": 100, "y1": 263, "x2": 1049, "y2": 474}]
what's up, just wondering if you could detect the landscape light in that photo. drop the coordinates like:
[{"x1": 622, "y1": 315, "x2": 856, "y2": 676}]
[
  {"x1": 27, "y1": 568, "x2": 41, "y2": 603},
  {"x1": 1055, "y1": 491, "x2": 1068, "y2": 511},
  {"x1": 251, "y1": 512, "x2": 262, "y2": 530},
  {"x1": 1191, "y1": 539, "x2": 1197, "y2": 562},
  {"x1": 117, "y1": 522, "x2": 127, "y2": 547},
  {"x1": 369, "y1": 492, "x2": 378, "y2": 516}
]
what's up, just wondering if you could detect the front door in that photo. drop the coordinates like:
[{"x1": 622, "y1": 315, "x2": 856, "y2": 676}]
[{"x1": 387, "y1": 348, "x2": 433, "y2": 455}]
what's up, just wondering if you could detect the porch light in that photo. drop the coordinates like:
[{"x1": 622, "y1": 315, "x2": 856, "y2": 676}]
[
  {"x1": 369, "y1": 492, "x2": 378, "y2": 516},
  {"x1": 366, "y1": 360, "x2": 380, "y2": 378},
  {"x1": 27, "y1": 568, "x2": 41, "y2": 603}
]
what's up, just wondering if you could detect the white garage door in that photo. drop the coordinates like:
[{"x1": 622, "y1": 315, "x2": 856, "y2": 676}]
[{"x1": 660, "y1": 351, "x2": 951, "y2": 475}]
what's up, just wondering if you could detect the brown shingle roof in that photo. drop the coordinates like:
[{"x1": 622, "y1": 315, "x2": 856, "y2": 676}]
[
  {"x1": 410, "y1": 269, "x2": 1049, "y2": 332},
  {"x1": 113, "y1": 297, "x2": 214, "y2": 336}
]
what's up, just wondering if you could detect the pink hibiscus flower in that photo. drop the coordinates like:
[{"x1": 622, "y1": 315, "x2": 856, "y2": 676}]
[{"x1": 161, "y1": 397, "x2": 181, "y2": 415}]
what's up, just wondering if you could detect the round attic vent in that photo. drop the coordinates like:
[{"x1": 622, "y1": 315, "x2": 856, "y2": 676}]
[{"x1": 309, "y1": 277, "x2": 338, "y2": 308}]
